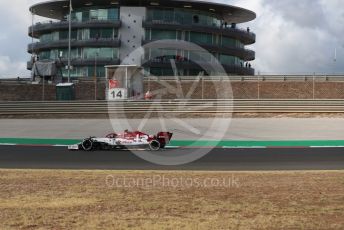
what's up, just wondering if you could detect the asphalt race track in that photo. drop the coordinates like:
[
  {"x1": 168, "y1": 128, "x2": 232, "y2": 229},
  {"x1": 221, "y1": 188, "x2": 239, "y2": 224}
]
[{"x1": 0, "y1": 146, "x2": 343, "y2": 170}]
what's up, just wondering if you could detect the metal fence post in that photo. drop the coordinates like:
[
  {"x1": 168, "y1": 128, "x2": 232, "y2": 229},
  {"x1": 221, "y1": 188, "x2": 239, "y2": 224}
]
[
  {"x1": 258, "y1": 75, "x2": 260, "y2": 100},
  {"x1": 201, "y1": 76, "x2": 204, "y2": 99},
  {"x1": 313, "y1": 73, "x2": 315, "y2": 100}
]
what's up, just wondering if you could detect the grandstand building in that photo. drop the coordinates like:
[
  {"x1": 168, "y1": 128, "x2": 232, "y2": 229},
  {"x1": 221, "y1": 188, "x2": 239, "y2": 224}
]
[{"x1": 28, "y1": 0, "x2": 256, "y2": 79}]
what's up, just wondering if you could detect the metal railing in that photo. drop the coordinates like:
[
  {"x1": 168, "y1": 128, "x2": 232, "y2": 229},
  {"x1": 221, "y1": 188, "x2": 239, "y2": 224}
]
[
  {"x1": 2, "y1": 75, "x2": 344, "y2": 84},
  {"x1": 143, "y1": 75, "x2": 344, "y2": 82},
  {"x1": 29, "y1": 19, "x2": 121, "y2": 36},
  {"x1": 142, "y1": 60, "x2": 255, "y2": 76},
  {"x1": 141, "y1": 39, "x2": 255, "y2": 61},
  {"x1": 1, "y1": 100, "x2": 344, "y2": 115},
  {"x1": 28, "y1": 38, "x2": 121, "y2": 52},
  {"x1": 143, "y1": 20, "x2": 256, "y2": 44}
]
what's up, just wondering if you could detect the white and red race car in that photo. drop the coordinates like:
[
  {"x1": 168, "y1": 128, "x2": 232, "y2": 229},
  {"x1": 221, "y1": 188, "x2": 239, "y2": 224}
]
[{"x1": 68, "y1": 130, "x2": 173, "y2": 151}]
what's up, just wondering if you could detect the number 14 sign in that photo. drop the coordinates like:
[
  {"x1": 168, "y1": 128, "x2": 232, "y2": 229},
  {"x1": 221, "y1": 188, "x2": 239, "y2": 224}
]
[{"x1": 108, "y1": 88, "x2": 127, "y2": 100}]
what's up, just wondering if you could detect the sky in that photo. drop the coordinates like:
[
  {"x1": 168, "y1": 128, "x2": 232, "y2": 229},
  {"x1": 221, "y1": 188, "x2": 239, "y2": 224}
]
[{"x1": 0, "y1": 0, "x2": 343, "y2": 78}]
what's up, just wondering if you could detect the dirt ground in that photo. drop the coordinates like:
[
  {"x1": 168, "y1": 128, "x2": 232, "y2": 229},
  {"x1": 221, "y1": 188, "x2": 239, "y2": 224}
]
[{"x1": 0, "y1": 170, "x2": 343, "y2": 230}]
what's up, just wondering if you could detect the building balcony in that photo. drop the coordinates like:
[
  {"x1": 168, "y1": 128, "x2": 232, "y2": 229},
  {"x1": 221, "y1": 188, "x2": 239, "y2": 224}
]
[
  {"x1": 29, "y1": 19, "x2": 121, "y2": 37},
  {"x1": 142, "y1": 20, "x2": 255, "y2": 45},
  {"x1": 142, "y1": 59, "x2": 254, "y2": 76},
  {"x1": 28, "y1": 38, "x2": 121, "y2": 53},
  {"x1": 142, "y1": 39, "x2": 255, "y2": 61},
  {"x1": 27, "y1": 58, "x2": 120, "y2": 70}
]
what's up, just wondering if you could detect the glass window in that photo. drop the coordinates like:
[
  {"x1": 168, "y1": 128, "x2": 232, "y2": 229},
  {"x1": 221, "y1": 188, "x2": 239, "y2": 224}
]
[
  {"x1": 151, "y1": 29, "x2": 176, "y2": 40},
  {"x1": 222, "y1": 37, "x2": 235, "y2": 47},
  {"x1": 189, "y1": 69, "x2": 203, "y2": 76},
  {"x1": 98, "y1": 9, "x2": 108, "y2": 20},
  {"x1": 71, "y1": 30, "x2": 77, "y2": 40},
  {"x1": 190, "y1": 32, "x2": 213, "y2": 44},
  {"x1": 59, "y1": 30, "x2": 68, "y2": 40},
  {"x1": 90, "y1": 10, "x2": 98, "y2": 20},
  {"x1": 177, "y1": 31, "x2": 182, "y2": 40},
  {"x1": 90, "y1": 28, "x2": 114, "y2": 39},
  {"x1": 50, "y1": 49, "x2": 57, "y2": 59},
  {"x1": 83, "y1": 48, "x2": 99, "y2": 59},
  {"x1": 88, "y1": 66, "x2": 105, "y2": 78},
  {"x1": 150, "y1": 48, "x2": 160, "y2": 59},
  {"x1": 82, "y1": 10, "x2": 90, "y2": 21},
  {"x1": 108, "y1": 8, "x2": 119, "y2": 20},
  {"x1": 39, "y1": 51, "x2": 50, "y2": 60},
  {"x1": 51, "y1": 31, "x2": 59, "y2": 41},
  {"x1": 147, "y1": 8, "x2": 222, "y2": 28},
  {"x1": 161, "y1": 49, "x2": 176, "y2": 56},
  {"x1": 83, "y1": 48, "x2": 118, "y2": 59},
  {"x1": 40, "y1": 33, "x2": 52, "y2": 42},
  {"x1": 90, "y1": 29, "x2": 100, "y2": 39},
  {"x1": 70, "y1": 48, "x2": 82, "y2": 59},
  {"x1": 77, "y1": 29, "x2": 83, "y2": 40},
  {"x1": 113, "y1": 48, "x2": 118, "y2": 58},
  {"x1": 174, "y1": 10, "x2": 184, "y2": 24},
  {"x1": 101, "y1": 28, "x2": 113, "y2": 38},
  {"x1": 62, "y1": 67, "x2": 88, "y2": 78},
  {"x1": 150, "y1": 68, "x2": 161, "y2": 76},
  {"x1": 220, "y1": 54, "x2": 236, "y2": 65},
  {"x1": 222, "y1": 37, "x2": 243, "y2": 48},
  {"x1": 149, "y1": 48, "x2": 177, "y2": 59},
  {"x1": 59, "y1": 49, "x2": 68, "y2": 59},
  {"x1": 182, "y1": 10, "x2": 193, "y2": 24},
  {"x1": 149, "y1": 67, "x2": 174, "y2": 76},
  {"x1": 152, "y1": 8, "x2": 164, "y2": 20},
  {"x1": 164, "y1": 9, "x2": 174, "y2": 21},
  {"x1": 83, "y1": 29, "x2": 90, "y2": 40},
  {"x1": 189, "y1": 51, "x2": 212, "y2": 62},
  {"x1": 145, "y1": 29, "x2": 151, "y2": 40},
  {"x1": 72, "y1": 12, "x2": 82, "y2": 22},
  {"x1": 99, "y1": 48, "x2": 113, "y2": 59}
]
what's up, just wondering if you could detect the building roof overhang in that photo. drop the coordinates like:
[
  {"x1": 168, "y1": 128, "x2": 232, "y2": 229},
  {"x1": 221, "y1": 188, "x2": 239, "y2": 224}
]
[{"x1": 30, "y1": 0, "x2": 256, "y2": 23}]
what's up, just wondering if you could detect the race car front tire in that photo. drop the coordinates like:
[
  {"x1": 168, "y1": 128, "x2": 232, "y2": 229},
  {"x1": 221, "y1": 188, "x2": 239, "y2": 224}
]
[
  {"x1": 82, "y1": 139, "x2": 94, "y2": 151},
  {"x1": 149, "y1": 140, "x2": 161, "y2": 151}
]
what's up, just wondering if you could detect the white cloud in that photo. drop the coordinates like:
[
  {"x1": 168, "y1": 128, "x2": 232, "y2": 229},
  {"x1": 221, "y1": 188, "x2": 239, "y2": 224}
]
[
  {"x1": 228, "y1": 0, "x2": 344, "y2": 74},
  {"x1": 0, "y1": 56, "x2": 27, "y2": 78}
]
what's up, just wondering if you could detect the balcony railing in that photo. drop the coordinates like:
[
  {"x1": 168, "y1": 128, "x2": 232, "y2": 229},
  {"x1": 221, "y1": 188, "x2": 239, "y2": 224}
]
[
  {"x1": 28, "y1": 38, "x2": 121, "y2": 53},
  {"x1": 27, "y1": 58, "x2": 120, "y2": 70},
  {"x1": 143, "y1": 20, "x2": 255, "y2": 45},
  {"x1": 142, "y1": 58, "x2": 254, "y2": 76},
  {"x1": 29, "y1": 19, "x2": 121, "y2": 37},
  {"x1": 142, "y1": 39, "x2": 255, "y2": 61}
]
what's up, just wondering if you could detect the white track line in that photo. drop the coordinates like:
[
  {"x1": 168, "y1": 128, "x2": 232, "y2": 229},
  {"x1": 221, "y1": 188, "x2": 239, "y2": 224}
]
[{"x1": 222, "y1": 146, "x2": 267, "y2": 149}]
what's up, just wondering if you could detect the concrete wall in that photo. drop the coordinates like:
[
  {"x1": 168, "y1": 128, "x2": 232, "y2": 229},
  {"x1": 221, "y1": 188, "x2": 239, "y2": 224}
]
[
  {"x1": 118, "y1": 7, "x2": 146, "y2": 65},
  {"x1": 0, "y1": 83, "x2": 106, "y2": 101},
  {"x1": 145, "y1": 80, "x2": 344, "y2": 99},
  {"x1": 1, "y1": 80, "x2": 344, "y2": 101}
]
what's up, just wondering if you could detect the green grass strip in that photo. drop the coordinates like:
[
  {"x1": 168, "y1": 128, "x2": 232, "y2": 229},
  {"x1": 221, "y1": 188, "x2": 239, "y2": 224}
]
[{"x1": 0, "y1": 138, "x2": 80, "y2": 146}]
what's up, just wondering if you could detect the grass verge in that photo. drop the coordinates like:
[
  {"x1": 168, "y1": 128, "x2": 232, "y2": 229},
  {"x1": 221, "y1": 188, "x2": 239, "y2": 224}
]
[{"x1": 0, "y1": 170, "x2": 343, "y2": 229}]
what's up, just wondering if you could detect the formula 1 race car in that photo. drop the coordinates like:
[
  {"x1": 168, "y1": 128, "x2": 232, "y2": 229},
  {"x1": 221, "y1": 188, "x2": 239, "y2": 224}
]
[{"x1": 68, "y1": 130, "x2": 173, "y2": 151}]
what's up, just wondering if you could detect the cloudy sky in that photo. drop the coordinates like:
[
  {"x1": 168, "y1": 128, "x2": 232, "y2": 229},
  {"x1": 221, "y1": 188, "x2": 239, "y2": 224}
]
[{"x1": 0, "y1": 0, "x2": 343, "y2": 77}]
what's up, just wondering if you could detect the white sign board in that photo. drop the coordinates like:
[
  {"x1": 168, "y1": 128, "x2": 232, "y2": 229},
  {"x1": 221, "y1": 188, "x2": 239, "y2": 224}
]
[{"x1": 108, "y1": 88, "x2": 127, "y2": 100}]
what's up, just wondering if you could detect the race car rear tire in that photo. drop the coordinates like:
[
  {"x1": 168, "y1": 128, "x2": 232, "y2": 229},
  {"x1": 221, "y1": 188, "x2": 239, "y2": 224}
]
[
  {"x1": 149, "y1": 140, "x2": 161, "y2": 151},
  {"x1": 82, "y1": 139, "x2": 94, "y2": 151}
]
